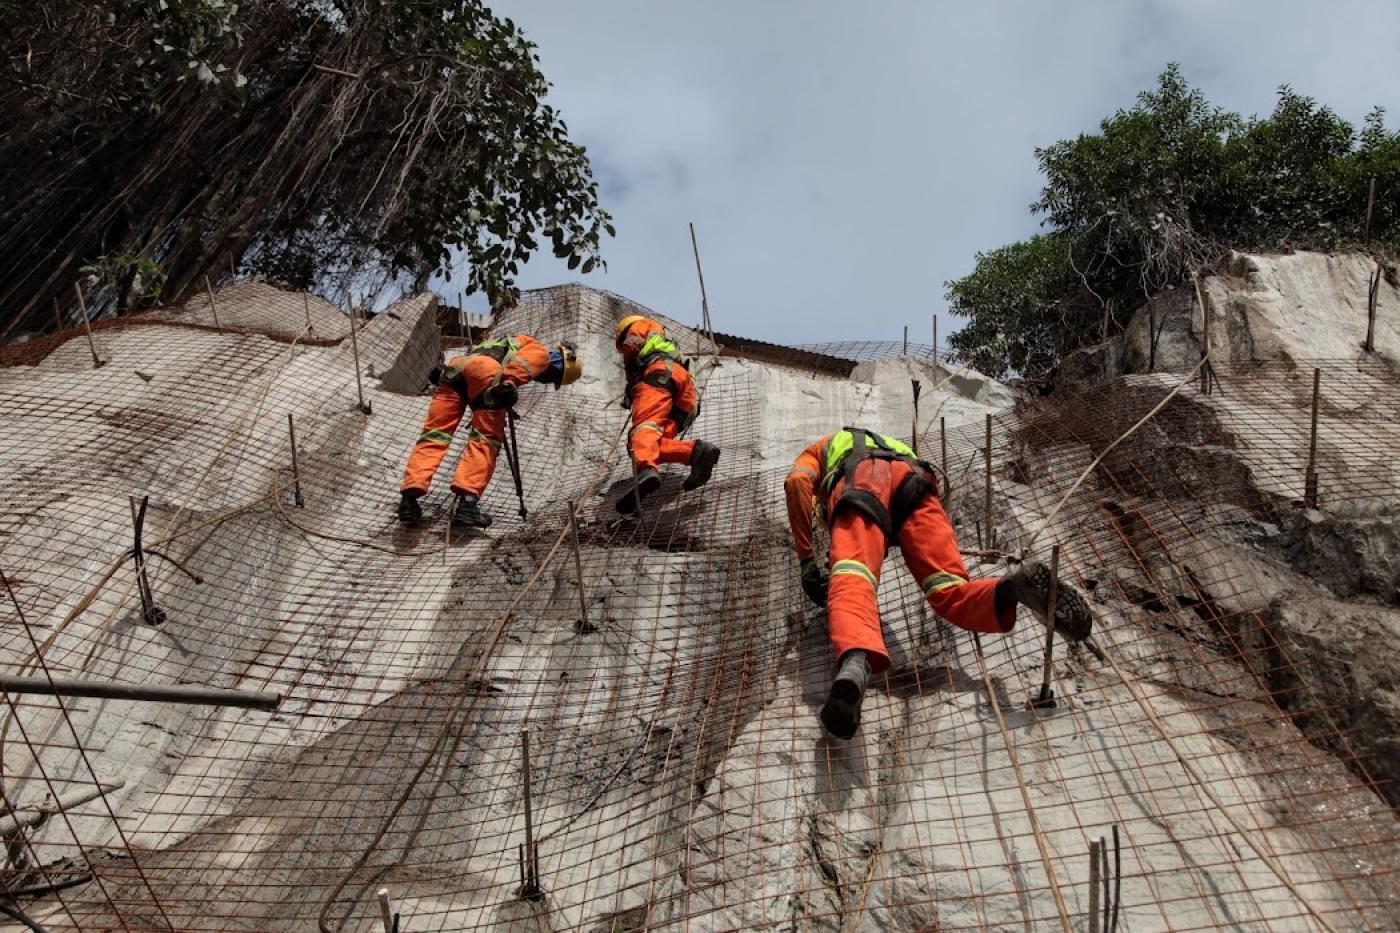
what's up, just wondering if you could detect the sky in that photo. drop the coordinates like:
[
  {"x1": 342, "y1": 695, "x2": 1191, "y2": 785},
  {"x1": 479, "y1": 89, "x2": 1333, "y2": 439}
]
[{"x1": 450, "y1": 1, "x2": 1400, "y2": 346}]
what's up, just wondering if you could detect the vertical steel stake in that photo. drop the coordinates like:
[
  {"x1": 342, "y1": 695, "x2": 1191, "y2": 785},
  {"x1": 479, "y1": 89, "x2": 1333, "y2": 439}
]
[
  {"x1": 689, "y1": 222, "x2": 718, "y2": 363},
  {"x1": 911, "y1": 380, "x2": 921, "y2": 456},
  {"x1": 377, "y1": 888, "x2": 393, "y2": 933},
  {"x1": 288, "y1": 414, "x2": 305, "y2": 508},
  {"x1": 984, "y1": 413, "x2": 994, "y2": 550},
  {"x1": 932, "y1": 315, "x2": 938, "y2": 361},
  {"x1": 128, "y1": 496, "x2": 165, "y2": 626},
  {"x1": 568, "y1": 502, "x2": 589, "y2": 630},
  {"x1": 1304, "y1": 367, "x2": 1321, "y2": 508},
  {"x1": 348, "y1": 304, "x2": 372, "y2": 414},
  {"x1": 903, "y1": 324, "x2": 908, "y2": 356},
  {"x1": 519, "y1": 729, "x2": 541, "y2": 899},
  {"x1": 940, "y1": 416, "x2": 948, "y2": 507},
  {"x1": 74, "y1": 283, "x2": 104, "y2": 368},
  {"x1": 1030, "y1": 544, "x2": 1061, "y2": 709},
  {"x1": 1088, "y1": 840, "x2": 1102, "y2": 933},
  {"x1": 53, "y1": 298, "x2": 64, "y2": 333},
  {"x1": 302, "y1": 292, "x2": 314, "y2": 334},
  {"x1": 1110, "y1": 825, "x2": 1122, "y2": 933},
  {"x1": 203, "y1": 275, "x2": 221, "y2": 330},
  {"x1": 1364, "y1": 263, "x2": 1380, "y2": 353}
]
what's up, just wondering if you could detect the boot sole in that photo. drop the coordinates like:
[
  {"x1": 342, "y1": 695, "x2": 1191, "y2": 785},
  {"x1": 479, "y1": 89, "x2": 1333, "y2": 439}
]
[
  {"x1": 820, "y1": 678, "x2": 863, "y2": 740},
  {"x1": 682, "y1": 445, "x2": 721, "y2": 491},
  {"x1": 616, "y1": 472, "x2": 663, "y2": 514},
  {"x1": 1024, "y1": 561, "x2": 1094, "y2": 642}
]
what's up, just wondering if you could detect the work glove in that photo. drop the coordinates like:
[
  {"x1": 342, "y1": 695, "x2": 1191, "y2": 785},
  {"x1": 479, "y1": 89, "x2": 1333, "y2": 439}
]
[
  {"x1": 800, "y1": 558, "x2": 828, "y2": 608},
  {"x1": 477, "y1": 382, "x2": 519, "y2": 411}
]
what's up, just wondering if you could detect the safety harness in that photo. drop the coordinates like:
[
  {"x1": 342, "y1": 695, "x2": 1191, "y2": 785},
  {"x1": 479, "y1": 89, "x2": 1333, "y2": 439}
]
[
  {"x1": 626, "y1": 331, "x2": 699, "y2": 434},
  {"x1": 820, "y1": 427, "x2": 938, "y2": 544},
  {"x1": 440, "y1": 336, "x2": 540, "y2": 409}
]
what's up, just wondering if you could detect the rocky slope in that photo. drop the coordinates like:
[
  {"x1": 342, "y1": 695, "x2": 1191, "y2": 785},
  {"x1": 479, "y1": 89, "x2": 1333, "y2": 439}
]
[{"x1": 0, "y1": 268, "x2": 1395, "y2": 931}]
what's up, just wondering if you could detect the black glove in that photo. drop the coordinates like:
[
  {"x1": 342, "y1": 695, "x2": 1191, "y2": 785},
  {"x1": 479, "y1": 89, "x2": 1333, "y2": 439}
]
[
  {"x1": 477, "y1": 382, "x2": 519, "y2": 411},
  {"x1": 800, "y1": 558, "x2": 828, "y2": 608}
]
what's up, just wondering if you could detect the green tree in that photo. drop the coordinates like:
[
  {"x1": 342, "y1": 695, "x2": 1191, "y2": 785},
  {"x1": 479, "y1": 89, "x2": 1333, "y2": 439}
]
[
  {"x1": 0, "y1": 1, "x2": 612, "y2": 339},
  {"x1": 946, "y1": 65, "x2": 1400, "y2": 381}
]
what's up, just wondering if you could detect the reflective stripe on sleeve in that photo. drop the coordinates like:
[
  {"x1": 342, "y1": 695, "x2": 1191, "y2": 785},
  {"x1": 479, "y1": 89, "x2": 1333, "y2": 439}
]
[
  {"x1": 831, "y1": 559, "x2": 878, "y2": 589},
  {"x1": 920, "y1": 571, "x2": 965, "y2": 595}
]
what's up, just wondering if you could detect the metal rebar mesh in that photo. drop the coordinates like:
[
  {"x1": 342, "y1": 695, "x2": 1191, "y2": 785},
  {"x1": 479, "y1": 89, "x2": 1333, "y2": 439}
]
[{"x1": 0, "y1": 283, "x2": 1396, "y2": 931}]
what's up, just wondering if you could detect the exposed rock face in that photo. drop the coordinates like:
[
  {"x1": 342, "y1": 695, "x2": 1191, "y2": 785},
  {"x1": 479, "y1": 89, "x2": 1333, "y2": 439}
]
[
  {"x1": 1, "y1": 281, "x2": 1397, "y2": 931},
  {"x1": 1058, "y1": 250, "x2": 1399, "y2": 392}
]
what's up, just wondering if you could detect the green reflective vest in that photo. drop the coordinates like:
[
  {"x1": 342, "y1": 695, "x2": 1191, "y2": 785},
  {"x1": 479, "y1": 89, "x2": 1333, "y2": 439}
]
[{"x1": 821, "y1": 429, "x2": 917, "y2": 493}]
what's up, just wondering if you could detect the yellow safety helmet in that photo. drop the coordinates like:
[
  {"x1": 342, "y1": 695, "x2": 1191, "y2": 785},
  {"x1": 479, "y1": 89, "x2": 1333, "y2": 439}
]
[
  {"x1": 556, "y1": 342, "x2": 582, "y2": 389},
  {"x1": 614, "y1": 314, "x2": 647, "y2": 350}
]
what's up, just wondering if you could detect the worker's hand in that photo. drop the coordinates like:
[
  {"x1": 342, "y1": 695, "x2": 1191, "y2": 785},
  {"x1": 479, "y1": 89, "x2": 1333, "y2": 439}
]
[
  {"x1": 477, "y1": 383, "x2": 519, "y2": 411},
  {"x1": 800, "y1": 558, "x2": 828, "y2": 608}
]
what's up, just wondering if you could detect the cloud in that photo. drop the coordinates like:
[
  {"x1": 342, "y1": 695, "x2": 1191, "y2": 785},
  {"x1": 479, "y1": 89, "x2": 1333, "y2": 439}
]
[{"x1": 454, "y1": 0, "x2": 1400, "y2": 346}]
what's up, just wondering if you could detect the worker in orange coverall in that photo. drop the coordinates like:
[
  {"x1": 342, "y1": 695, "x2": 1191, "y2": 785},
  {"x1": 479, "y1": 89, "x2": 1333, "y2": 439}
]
[
  {"x1": 613, "y1": 314, "x2": 720, "y2": 513},
  {"x1": 398, "y1": 334, "x2": 581, "y2": 529},
  {"x1": 785, "y1": 427, "x2": 1093, "y2": 738}
]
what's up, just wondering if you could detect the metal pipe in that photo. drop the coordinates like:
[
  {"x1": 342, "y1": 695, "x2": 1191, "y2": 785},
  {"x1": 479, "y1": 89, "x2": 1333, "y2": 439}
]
[
  {"x1": 1088, "y1": 840, "x2": 1102, "y2": 933},
  {"x1": 0, "y1": 780, "x2": 126, "y2": 836},
  {"x1": 0, "y1": 676, "x2": 281, "y2": 710},
  {"x1": 377, "y1": 888, "x2": 393, "y2": 933}
]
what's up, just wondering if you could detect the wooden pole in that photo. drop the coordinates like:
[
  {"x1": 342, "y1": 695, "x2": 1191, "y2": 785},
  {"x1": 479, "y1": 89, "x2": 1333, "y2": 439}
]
[
  {"x1": 0, "y1": 675, "x2": 281, "y2": 710},
  {"x1": 1304, "y1": 367, "x2": 1321, "y2": 508},
  {"x1": 984, "y1": 413, "x2": 994, "y2": 550},
  {"x1": 288, "y1": 414, "x2": 305, "y2": 508},
  {"x1": 348, "y1": 305, "x2": 371, "y2": 414},
  {"x1": 568, "y1": 502, "x2": 589, "y2": 631},
  {"x1": 377, "y1": 888, "x2": 394, "y2": 933},
  {"x1": 1031, "y1": 544, "x2": 1061, "y2": 708},
  {"x1": 688, "y1": 223, "x2": 719, "y2": 363},
  {"x1": 1088, "y1": 840, "x2": 1102, "y2": 933},
  {"x1": 1364, "y1": 175, "x2": 1377, "y2": 242},
  {"x1": 0, "y1": 779, "x2": 126, "y2": 837},
  {"x1": 203, "y1": 276, "x2": 221, "y2": 330},
  {"x1": 73, "y1": 283, "x2": 104, "y2": 368},
  {"x1": 1365, "y1": 263, "x2": 1380, "y2": 353}
]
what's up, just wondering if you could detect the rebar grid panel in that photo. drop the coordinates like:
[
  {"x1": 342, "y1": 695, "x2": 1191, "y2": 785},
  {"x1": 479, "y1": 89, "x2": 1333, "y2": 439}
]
[
  {"x1": 0, "y1": 283, "x2": 1396, "y2": 931},
  {"x1": 799, "y1": 340, "x2": 941, "y2": 364}
]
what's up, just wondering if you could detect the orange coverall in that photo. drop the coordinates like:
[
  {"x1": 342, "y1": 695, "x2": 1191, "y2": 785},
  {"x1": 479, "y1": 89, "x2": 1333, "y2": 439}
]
[
  {"x1": 619, "y1": 318, "x2": 698, "y2": 472},
  {"x1": 400, "y1": 334, "x2": 551, "y2": 497},
  {"x1": 785, "y1": 434, "x2": 1014, "y2": 672}
]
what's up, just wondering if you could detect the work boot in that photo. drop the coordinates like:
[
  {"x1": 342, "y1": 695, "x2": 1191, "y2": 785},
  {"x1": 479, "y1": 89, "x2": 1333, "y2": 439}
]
[
  {"x1": 820, "y1": 650, "x2": 871, "y2": 740},
  {"x1": 451, "y1": 493, "x2": 493, "y2": 529},
  {"x1": 1003, "y1": 558, "x2": 1094, "y2": 642},
  {"x1": 397, "y1": 490, "x2": 423, "y2": 526},
  {"x1": 616, "y1": 467, "x2": 662, "y2": 514},
  {"x1": 682, "y1": 441, "x2": 721, "y2": 491}
]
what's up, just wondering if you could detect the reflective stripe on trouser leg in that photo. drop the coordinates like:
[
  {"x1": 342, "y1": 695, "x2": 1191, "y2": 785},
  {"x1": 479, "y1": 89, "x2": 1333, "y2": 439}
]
[
  {"x1": 827, "y1": 508, "x2": 892, "y2": 673},
  {"x1": 401, "y1": 383, "x2": 467, "y2": 493},
  {"x1": 899, "y1": 493, "x2": 1015, "y2": 634},
  {"x1": 629, "y1": 378, "x2": 677, "y2": 471},
  {"x1": 452, "y1": 409, "x2": 505, "y2": 496}
]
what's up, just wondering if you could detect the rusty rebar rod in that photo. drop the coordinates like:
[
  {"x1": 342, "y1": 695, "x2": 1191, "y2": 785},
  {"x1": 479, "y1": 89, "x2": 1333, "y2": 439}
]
[
  {"x1": 911, "y1": 380, "x2": 921, "y2": 456},
  {"x1": 1304, "y1": 368, "x2": 1321, "y2": 508},
  {"x1": 689, "y1": 222, "x2": 718, "y2": 363},
  {"x1": 519, "y1": 729, "x2": 541, "y2": 899},
  {"x1": 73, "y1": 283, "x2": 104, "y2": 369},
  {"x1": 128, "y1": 496, "x2": 163, "y2": 626},
  {"x1": 932, "y1": 315, "x2": 938, "y2": 361},
  {"x1": 940, "y1": 416, "x2": 948, "y2": 507},
  {"x1": 288, "y1": 414, "x2": 305, "y2": 508},
  {"x1": 348, "y1": 305, "x2": 372, "y2": 415},
  {"x1": 568, "y1": 501, "x2": 589, "y2": 630},
  {"x1": 1365, "y1": 263, "x2": 1380, "y2": 353},
  {"x1": 1088, "y1": 839, "x2": 1102, "y2": 933},
  {"x1": 1031, "y1": 544, "x2": 1061, "y2": 709},
  {"x1": 984, "y1": 413, "x2": 994, "y2": 550},
  {"x1": 302, "y1": 292, "x2": 314, "y2": 334},
  {"x1": 1364, "y1": 175, "x2": 1377, "y2": 242},
  {"x1": 203, "y1": 275, "x2": 221, "y2": 330},
  {"x1": 0, "y1": 676, "x2": 281, "y2": 710},
  {"x1": 903, "y1": 324, "x2": 908, "y2": 356}
]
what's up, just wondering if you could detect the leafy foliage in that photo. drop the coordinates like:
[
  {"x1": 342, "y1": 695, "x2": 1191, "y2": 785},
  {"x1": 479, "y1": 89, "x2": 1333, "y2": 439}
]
[
  {"x1": 946, "y1": 65, "x2": 1400, "y2": 380},
  {"x1": 0, "y1": 1, "x2": 612, "y2": 338}
]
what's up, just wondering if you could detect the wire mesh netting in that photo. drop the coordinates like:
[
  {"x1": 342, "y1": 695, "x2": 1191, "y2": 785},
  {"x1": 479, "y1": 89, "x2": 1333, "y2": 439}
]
[{"x1": 0, "y1": 283, "x2": 1396, "y2": 931}]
